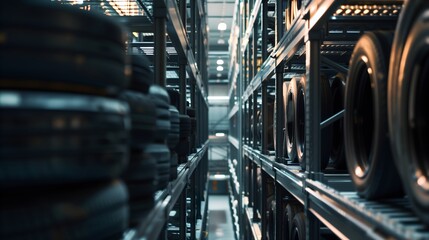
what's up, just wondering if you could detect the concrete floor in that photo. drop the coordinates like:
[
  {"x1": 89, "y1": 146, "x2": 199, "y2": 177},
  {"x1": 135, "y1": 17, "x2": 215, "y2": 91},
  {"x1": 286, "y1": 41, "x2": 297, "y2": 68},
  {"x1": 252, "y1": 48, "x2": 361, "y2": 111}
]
[{"x1": 207, "y1": 195, "x2": 235, "y2": 240}]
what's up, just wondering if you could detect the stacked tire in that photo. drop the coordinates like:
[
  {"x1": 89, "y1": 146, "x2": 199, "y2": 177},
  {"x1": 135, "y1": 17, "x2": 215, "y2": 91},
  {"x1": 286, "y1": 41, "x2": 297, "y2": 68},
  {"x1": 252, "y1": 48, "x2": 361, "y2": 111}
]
[
  {"x1": 168, "y1": 90, "x2": 192, "y2": 164},
  {"x1": 120, "y1": 90, "x2": 157, "y2": 226},
  {"x1": 148, "y1": 86, "x2": 172, "y2": 190},
  {"x1": 0, "y1": 2, "x2": 129, "y2": 238},
  {"x1": 167, "y1": 90, "x2": 182, "y2": 180},
  {"x1": 187, "y1": 107, "x2": 197, "y2": 153}
]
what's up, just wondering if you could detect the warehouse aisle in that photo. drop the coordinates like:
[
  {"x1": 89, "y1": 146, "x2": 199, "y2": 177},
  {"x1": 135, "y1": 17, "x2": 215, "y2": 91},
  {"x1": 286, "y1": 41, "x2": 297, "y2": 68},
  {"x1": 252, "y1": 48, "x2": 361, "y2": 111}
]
[{"x1": 207, "y1": 195, "x2": 235, "y2": 240}]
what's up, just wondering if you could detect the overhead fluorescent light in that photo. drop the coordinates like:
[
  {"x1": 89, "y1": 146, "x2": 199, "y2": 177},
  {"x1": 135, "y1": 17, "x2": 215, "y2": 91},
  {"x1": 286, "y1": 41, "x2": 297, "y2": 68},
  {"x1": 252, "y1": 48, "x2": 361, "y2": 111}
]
[
  {"x1": 208, "y1": 96, "x2": 229, "y2": 100},
  {"x1": 216, "y1": 66, "x2": 224, "y2": 71},
  {"x1": 216, "y1": 59, "x2": 224, "y2": 65},
  {"x1": 217, "y1": 22, "x2": 227, "y2": 31},
  {"x1": 215, "y1": 133, "x2": 226, "y2": 137},
  {"x1": 217, "y1": 39, "x2": 225, "y2": 44}
]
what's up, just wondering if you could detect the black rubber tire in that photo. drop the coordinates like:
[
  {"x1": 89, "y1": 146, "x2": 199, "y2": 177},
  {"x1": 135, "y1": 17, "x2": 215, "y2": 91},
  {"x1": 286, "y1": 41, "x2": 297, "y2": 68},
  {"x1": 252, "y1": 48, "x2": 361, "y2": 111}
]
[
  {"x1": 149, "y1": 85, "x2": 170, "y2": 105},
  {"x1": 149, "y1": 86, "x2": 171, "y2": 142},
  {"x1": 0, "y1": 181, "x2": 128, "y2": 240},
  {"x1": 290, "y1": 212, "x2": 306, "y2": 240},
  {"x1": 287, "y1": 0, "x2": 302, "y2": 31},
  {"x1": 282, "y1": 203, "x2": 301, "y2": 240},
  {"x1": 0, "y1": 50, "x2": 129, "y2": 96},
  {"x1": 329, "y1": 74, "x2": 347, "y2": 170},
  {"x1": 266, "y1": 96, "x2": 275, "y2": 151},
  {"x1": 282, "y1": 82, "x2": 290, "y2": 158},
  {"x1": 120, "y1": 91, "x2": 157, "y2": 145},
  {"x1": 294, "y1": 75, "x2": 332, "y2": 170},
  {"x1": 176, "y1": 114, "x2": 191, "y2": 159},
  {"x1": 167, "y1": 89, "x2": 181, "y2": 110},
  {"x1": 388, "y1": 0, "x2": 429, "y2": 224},
  {"x1": 0, "y1": 2, "x2": 128, "y2": 96},
  {"x1": 285, "y1": 78, "x2": 298, "y2": 162},
  {"x1": 345, "y1": 31, "x2": 402, "y2": 199},
  {"x1": 167, "y1": 106, "x2": 180, "y2": 149},
  {"x1": 129, "y1": 54, "x2": 153, "y2": 94},
  {"x1": 124, "y1": 148, "x2": 157, "y2": 182},
  {"x1": 145, "y1": 143, "x2": 170, "y2": 190},
  {"x1": 295, "y1": 76, "x2": 306, "y2": 169},
  {"x1": 1, "y1": 28, "x2": 125, "y2": 64},
  {"x1": 170, "y1": 153, "x2": 178, "y2": 180},
  {"x1": 0, "y1": 91, "x2": 129, "y2": 186},
  {"x1": 0, "y1": 1, "x2": 126, "y2": 45},
  {"x1": 265, "y1": 199, "x2": 275, "y2": 240}
]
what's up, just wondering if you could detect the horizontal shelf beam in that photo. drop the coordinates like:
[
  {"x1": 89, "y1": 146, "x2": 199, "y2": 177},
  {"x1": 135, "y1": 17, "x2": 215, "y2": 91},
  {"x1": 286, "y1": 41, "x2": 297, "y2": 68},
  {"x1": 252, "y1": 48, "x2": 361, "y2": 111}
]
[
  {"x1": 228, "y1": 135, "x2": 239, "y2": 149},
  {"x1": 130, "y1": 140, "x2": 209, "y2": 240}
]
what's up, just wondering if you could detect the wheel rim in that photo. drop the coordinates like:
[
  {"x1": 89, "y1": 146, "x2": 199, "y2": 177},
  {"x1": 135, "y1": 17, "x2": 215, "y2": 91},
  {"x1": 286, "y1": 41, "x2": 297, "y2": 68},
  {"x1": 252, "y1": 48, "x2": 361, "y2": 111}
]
[
  {"x1": 410, "y1": 53, "x2": 429, "y2": 190},
  {"x1": 352, "y1": 59, "x2": 375, "y2": 177}
]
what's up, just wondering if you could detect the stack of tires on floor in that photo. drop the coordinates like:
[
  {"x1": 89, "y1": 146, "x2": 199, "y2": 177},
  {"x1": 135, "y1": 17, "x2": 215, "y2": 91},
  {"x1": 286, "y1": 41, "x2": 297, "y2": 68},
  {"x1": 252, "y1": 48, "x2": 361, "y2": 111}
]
[
  {"x1": 344, "y1": 0, "x2": 429, "y2": 225},
  {"x1": 0, "y1": 1, "x2": 129, "y2": 238},
  {"x1": 0, "y1": 1, "x2": 187, "y2": 238}
]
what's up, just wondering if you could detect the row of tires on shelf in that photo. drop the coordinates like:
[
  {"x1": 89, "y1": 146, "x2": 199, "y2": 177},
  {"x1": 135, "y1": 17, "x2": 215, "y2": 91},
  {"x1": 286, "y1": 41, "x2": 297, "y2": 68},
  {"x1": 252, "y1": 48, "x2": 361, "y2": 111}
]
[
  {"x1": 259, "y1": 0, "x2": 429, "y2": 227},
  {"x1": 0, "y1": 1, "x2": 198, "y2": 239},
  {"x1": 258, "y1": 182, "x2": 306, "y2": 240}
]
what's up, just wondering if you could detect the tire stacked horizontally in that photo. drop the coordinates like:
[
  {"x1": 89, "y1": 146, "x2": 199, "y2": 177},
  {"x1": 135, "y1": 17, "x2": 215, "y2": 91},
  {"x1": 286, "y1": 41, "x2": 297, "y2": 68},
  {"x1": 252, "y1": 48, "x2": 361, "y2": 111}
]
[
  {"x1": 120, "y1": 90, "x2": 157, "y2": 226},
  {"x1": 148, "y1": 85, "x2": 171, "y2": 190},
  {"x1": 0, "y1": 2, "x2": 129, "y2": 239},
  {"x1": 168, "y1": 90, "x2": 192, "y2": 164},
  {"x1": 167, "y1": 90, "x2": 181, "y2": 180},
  {"x1": 187, "y1": 107, "x2": 197, "y2": 153}
]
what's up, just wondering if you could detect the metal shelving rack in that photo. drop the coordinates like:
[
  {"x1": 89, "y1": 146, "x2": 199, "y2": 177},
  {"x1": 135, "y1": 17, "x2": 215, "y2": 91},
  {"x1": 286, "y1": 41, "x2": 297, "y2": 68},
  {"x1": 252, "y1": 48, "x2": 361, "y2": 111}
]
[
  {"x1": 228, "y1": 0, "x2": 429, "y2": 239},
  {"x1": 55, "y1": 1, "x2": 210, "y2": 239}
]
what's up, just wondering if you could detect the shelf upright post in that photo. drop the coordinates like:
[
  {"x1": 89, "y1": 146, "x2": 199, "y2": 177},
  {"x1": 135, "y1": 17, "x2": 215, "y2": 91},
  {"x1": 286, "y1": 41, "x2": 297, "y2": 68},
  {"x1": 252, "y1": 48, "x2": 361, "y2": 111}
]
[
  {"x1": 237, "y1": 2, "x2": 245, "y2": 238},
  {"x1": 274, "y1": 181, "x2": 283, "y2": 239},
  {"x1": 179, "y1": 57, "x2": 187, "y2": 114},
  {"x1": 275, "y1": 61, "x2": 284, "y2": 162},
  {"x1": 179, "y1": 0, "x2": 186, "y2": 29},
  {"x1": 261, "y1": 171, "x2": 268, "y2": 240},
  {"x1": 261, "y1": 81, "x2": 268, "y2": 154},
  {"x1": 253, "y1": 15, "x2": 259, "y2": 77},
  {"x1": 253, "y1": 93, "x2": 258, "y2": 150},
  {"x1": 190, "y1": 172, "x2": 196, "y2": 240},
  {"x1": 154, "y1": 1, "x2": 167, "y2": 86},
  {"x1": 190, "y1": 0, "x2": 196, "y2": 55},
  {"x1": 305, "y1": 27, "x2": 323, "y2": 239},
  {"x1": 261, "y1": 0, "x2": 269, "y2": 61},
  {"x1": 179, "y1": 190, "x2": 187, "y2": 239},
  {"x1": 252, "y1": 162, "x2": 260, "y2": 222},
  {"x1": 275, "y1": 0, "x2": 284, "y2": 44}
]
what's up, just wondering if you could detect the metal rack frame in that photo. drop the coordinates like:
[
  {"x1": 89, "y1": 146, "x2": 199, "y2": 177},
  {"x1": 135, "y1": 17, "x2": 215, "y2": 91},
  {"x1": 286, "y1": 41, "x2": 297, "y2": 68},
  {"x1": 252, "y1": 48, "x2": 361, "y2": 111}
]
[{"x1": 228, "y1": 0, "x2": 429, "y2": 239}]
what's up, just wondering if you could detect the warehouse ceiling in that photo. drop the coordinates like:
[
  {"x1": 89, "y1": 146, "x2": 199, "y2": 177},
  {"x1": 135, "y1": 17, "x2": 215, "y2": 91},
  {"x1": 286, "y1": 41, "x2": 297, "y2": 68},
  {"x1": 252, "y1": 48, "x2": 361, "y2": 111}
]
[{"x1": 206, "y1": 0, "x2": 235, "y2": 85}]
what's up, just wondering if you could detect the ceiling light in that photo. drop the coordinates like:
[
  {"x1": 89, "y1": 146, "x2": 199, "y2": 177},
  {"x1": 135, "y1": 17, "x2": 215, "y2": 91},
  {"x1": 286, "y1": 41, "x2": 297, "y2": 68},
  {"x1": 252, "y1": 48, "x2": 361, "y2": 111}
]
[
  {"x1": 216, "y1": 59, "x2": 224, "y2": 65},
  {"x1": 208, "y1": 96, "x2": 229, "y2": 100},
  {"x1": 217, "y1": 39, "x2": 225, "y2": 44},
  {"x1": 217, "y1": 22, "x2": 227, "y2": 31},
  {"x1": 216, "y1": 73, "x2": 222, "y2": 77},
  {"x1": 216, "y1": 66, "x2": 224, "y2": 71}
]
